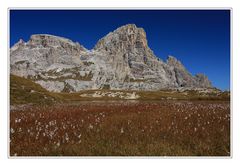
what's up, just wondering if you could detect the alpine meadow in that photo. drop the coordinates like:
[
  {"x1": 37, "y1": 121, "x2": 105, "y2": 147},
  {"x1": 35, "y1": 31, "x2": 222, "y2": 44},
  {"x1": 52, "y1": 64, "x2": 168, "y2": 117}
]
[{"x1": 10, "y1": 10, "x2": 230, "y2": 156}]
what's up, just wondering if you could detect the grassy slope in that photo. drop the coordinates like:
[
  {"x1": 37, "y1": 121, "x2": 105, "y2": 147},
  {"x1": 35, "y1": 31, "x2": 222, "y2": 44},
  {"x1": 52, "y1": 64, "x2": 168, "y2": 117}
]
[
  {"x1": 10, "y1": 74, "x2": 59, "y2": 105},
  {"x1": 55, "y1": 89, "x2": 230, "y2": 102},
  {"x1": 10, "y1": 75, "x2": 230, "y2": 105},
  {"x1": 138, "y1": 89, "x2": 230, "y2": 101}
]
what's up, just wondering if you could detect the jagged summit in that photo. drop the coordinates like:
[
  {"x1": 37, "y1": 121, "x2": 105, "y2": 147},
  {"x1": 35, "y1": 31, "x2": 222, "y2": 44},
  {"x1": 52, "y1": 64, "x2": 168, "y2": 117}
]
[
  {"x1": 115, "y1": 23, "x2": 138, "y2": 30},
  {"x1": 11, "y1": 39, "x2": 26, "y2": 52},
  {"x1": 167, "y1": 55, "x2": 178, "y2": 64},
  {"x1": 30, "y1": 34, "x2": 70, "y2": 39},
  {"x1": 105, "y1": 24, "x2": 145, "y2": 36},
  {"x1": 94, "y1": 24, "x2": 148, "y2": 52},
  {"x1": 10, "y1": 24, "x2": 212, "y2": 92},
  {"x1": 113, "y1": 24, "x2": 147, "y2": 39},
  {"x1": 93, "y1": 24, "x2": 157, "y2": 75},
  {"x1": 167, "y1": 55, "x2": 186, "y2": 69},
  {"x1": 30, "y1": 34, "x2": 75, "y2": 44},
  {"x1": 28, "y1": 34, "x2": 87, "y2": 50}
]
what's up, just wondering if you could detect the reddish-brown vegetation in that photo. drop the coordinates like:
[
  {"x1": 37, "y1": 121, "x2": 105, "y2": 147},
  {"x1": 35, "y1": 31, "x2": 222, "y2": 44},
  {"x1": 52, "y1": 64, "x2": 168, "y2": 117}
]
[{"x1": 10, "y1": 100, "x2": 230, "y2": 156}]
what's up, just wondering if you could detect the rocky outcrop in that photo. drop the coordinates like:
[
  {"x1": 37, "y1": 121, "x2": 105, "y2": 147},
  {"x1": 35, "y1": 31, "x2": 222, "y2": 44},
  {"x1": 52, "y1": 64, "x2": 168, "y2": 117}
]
[
  {"x1": 195, "y1": 74, "x2": 212, "y2": 88},
  {"x1": 10, "y1": 24, "x2": 212, "y2": 92}
]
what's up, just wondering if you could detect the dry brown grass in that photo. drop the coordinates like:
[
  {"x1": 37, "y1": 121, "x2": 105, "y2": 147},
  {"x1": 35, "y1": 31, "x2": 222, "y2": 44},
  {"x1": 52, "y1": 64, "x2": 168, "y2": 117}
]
[{"x1": 10, "y1": 100, "x2": 230, "y2": 156}]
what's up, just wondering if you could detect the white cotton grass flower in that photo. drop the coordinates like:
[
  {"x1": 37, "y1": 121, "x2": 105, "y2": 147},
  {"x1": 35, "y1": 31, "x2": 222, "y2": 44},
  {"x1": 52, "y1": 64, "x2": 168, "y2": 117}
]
[
  {"x1": 120, "y1": 127, "x2": 124, "y2": 134},
  {"x1": 15, "y1": 118, "x2": 21, "y2": 123},
  {"x1": 89, "y1": 124, "x2": 93, "y2": 129},
  {"x1": 56, "y1": 142, "x2": 60, "y2": 148},
  {"x1": 10, "y1": 128, "x2": 15, "y2": 134},
  {"x1": 194, "y1": 127, "x2": 197, "y2": 132},
  {"x1": 65, "y1": 133, "x2": 69, "y2": 142}
]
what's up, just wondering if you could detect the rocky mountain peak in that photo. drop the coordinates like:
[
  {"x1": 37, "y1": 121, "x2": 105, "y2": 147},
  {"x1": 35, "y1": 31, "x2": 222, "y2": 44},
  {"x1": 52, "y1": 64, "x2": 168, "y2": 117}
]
[
  {"x1": 10, "y1": 39, "x2": 25, "y2": 52},
  {"x1": 28, "y1": 34, "x2": 82, "y2": 49},
  {"x1": 115, "y1": 24, "x2": 146, "y2": 38},
  {"x1": 10, "y1": 24, "x2": 213, "y2": 92},
  {"x1": 94, "y1": 24, "x2": 149, "y2": 54},
  {"x1": 18, "y1": 38, "x2": 25, "y2": 44},
  {"x1": 167, "y1": 55, "x2": 183, "y2": 67},
  {"x1": 195, "y1": 74, "x2": 212, "y2": 88},
  {"x1": 22, "y1": 34, "x2": 86, "y2": 53},
  {"x1": 167, "y1": 55, "x2": 189, "y2": 73}
]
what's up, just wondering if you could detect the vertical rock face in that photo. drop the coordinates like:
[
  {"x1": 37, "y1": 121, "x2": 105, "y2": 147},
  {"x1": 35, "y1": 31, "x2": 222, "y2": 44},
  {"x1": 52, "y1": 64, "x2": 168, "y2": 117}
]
[
  {"x1": 167, "y1": 55, "x2": 197, "y2": 87},
  {"x1": 10, "y1": 24, "x2": 212, "y2": 92},
  {"x1": 195, "y1": 74, "x2": 212, "y2": 88},
  {"x1": 93, "y1": 24, "x2": 171, "y2": 89},
  {"x1": 94, "y1": 24, "x2": 162, "y2": 71}
]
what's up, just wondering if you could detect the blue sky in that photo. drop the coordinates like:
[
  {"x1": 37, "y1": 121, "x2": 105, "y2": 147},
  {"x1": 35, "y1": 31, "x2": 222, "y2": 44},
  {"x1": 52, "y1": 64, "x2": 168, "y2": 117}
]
[{"x1": 10, "y1": 10, "x2": 230, "y2": 90}]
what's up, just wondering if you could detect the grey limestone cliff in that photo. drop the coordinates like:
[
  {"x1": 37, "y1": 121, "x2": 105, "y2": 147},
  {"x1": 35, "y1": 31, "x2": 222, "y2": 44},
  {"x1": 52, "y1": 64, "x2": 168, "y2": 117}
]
[{"x1": 10, "y1": 24, "x2": 212, "y2": 92}]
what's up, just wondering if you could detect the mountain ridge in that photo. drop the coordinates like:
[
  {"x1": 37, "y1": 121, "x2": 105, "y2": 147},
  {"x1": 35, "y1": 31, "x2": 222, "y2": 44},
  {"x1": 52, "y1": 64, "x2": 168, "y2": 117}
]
[{"x1": 10, "y1": 24, "x2": 212, "y2": 92}]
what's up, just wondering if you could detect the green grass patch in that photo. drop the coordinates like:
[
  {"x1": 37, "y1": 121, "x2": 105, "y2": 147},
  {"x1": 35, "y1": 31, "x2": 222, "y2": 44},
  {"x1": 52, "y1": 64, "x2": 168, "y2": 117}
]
[{"x1": 10, "y1": 74, "x2": 60, "y2": 105}]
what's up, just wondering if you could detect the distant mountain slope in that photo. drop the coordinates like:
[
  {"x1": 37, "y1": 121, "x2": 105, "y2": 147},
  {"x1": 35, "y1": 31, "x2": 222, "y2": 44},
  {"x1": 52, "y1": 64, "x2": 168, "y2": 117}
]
[{"x1": 10, "y1": 24, "x2": 212, "y2": 92}]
